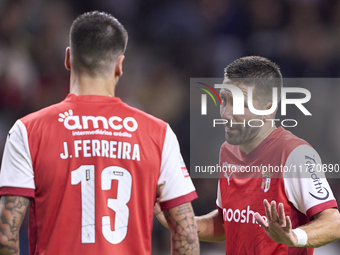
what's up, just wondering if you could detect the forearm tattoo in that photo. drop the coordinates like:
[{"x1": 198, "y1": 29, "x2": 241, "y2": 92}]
[
  {"x1": 0, "y1": 196, "x2": 29, "y2": 255},
  {"x1": 164, "y1": 203, "x2": 199, "y2": 255}
]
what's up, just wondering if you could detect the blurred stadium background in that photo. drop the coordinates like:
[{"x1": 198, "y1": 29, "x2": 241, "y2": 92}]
[{"x1": 0, "y1": 0, "x2": 340, "y2": 254}]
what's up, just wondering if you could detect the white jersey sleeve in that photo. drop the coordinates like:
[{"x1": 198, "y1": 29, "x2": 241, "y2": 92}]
[
  {"x1": 0, "y1": 120, "x2": 35, "y2": 195},
  {"x1": 283, "y1": 144, "x2": 337, "y2": 219},
  {"x1": 157, "y1": 125, "x2": 197, "y2": 209},
  {"x1": 216, "y1": 180, "x2": 222, "y2": 209}
]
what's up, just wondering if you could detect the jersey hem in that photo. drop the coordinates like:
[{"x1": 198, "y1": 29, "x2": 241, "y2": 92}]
[
  {"x1": 216, "y1": 205, "x2": 223, "y2": 215},
  {"x1": 306, "y1": 200, "x2": 338, "y2": 219},
  {"x1": 216, "y1": 205, "x2": 224, "y2": 221},
  {"x1": 0, "y1": 187, "x2": 35, "y2": 198},
  {"x1": 160, "y1": 191, "x2": 198, "y2": 210}
]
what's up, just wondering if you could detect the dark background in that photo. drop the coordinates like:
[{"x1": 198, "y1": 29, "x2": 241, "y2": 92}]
[{"x1": 1, "y1": 0, "x2": 340, "y2": 254}]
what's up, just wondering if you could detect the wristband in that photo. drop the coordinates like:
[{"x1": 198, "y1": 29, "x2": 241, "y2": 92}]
[{"x1": 292, "y1": 228, "x2": 308, "y2": 247}]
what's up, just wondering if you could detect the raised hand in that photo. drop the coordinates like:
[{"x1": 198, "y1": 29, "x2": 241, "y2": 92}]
[{"x1": 254, "y1": 199, "x2": 298, "y2": 247}]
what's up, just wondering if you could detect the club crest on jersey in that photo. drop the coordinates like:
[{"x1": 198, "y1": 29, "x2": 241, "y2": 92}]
[
  {"x1": 261, "y1": 172, "x2": 272, "y2": 193},
  {"x1": 58, "y1": 109, "x2": 138, "y2": 132}
]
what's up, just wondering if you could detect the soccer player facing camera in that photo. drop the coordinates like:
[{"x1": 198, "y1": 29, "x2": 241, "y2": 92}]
[{"x1": 155, "y1": 56, "x2": 340, "y2": 254}]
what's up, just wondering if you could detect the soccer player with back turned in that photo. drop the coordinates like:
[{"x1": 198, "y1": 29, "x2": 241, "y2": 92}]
[{"x1": 0, "y1": 11, "x2": 199, "y2": 255}]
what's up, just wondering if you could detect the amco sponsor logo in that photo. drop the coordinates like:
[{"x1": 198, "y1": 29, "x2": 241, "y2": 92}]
[{"x1": 58, "y1": 109, "x2": 138, "y2": 132}]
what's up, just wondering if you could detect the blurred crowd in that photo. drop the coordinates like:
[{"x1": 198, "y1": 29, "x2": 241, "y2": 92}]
[{"x1": 1, "y1": 0, "x2": 340, "y2": 254}]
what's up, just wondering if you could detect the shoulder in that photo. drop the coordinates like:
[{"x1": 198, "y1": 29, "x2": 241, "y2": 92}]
[
  {"x1": 120, "y1": 102, "x2": 168, "y2": 129},
  {"x1": 277, "y1": 127, "x2": 310, "y2": 146},
  {"x1": 285, "y1": 144, "x2": 320, "y2": 171},
  {"x1": 20, "y1": 101, "x2": 67, "y2": 129},
  {"x1": 118, "y1": 103, "x2": 169, "y2": 144},
  {"x1": 274, "y1": 127, "x2": 312, "y2": 155}
]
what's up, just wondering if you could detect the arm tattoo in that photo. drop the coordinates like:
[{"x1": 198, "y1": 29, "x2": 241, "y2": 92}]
[
  {"x1": 0, "y1": 196, "x2": 30, "y2": 255},
  {"x1": 164, "y1": 203, "x2": 199, "y2": 255}
]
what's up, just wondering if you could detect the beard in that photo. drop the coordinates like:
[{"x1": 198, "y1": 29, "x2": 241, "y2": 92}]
[
  {"x1": 225, "y1": 125, "x2": 261, "y2": 146},
  {"x1": 225, "y1": 128, "x2": 244, "y2": 145}
]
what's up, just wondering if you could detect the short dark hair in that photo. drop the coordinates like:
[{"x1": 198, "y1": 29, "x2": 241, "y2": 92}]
[
  {"x1": 224, "y1": 56, "x2": 283, "y2": 104},
  {"x1": 69, "y1": 11, "x2": 128, "y2": 76}
]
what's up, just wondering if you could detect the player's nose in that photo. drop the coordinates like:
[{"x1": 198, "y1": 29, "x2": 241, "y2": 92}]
[{"x1": 220, "y1": 104, "x2": 233, "y2": 121}]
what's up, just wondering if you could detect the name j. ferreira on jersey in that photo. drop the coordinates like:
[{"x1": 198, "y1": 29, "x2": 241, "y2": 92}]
[{"x1": 60, "y1": 139, "x2": 140, "y2": 161}]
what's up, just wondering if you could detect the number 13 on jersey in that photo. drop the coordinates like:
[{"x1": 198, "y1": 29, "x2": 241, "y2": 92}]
[{"x1": 71, "y1": 165, "x2": 132, "y2": 244}]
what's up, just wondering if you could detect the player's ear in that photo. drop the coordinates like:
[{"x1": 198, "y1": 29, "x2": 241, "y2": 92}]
[
  {"x1": 65, "y1": 47, "x2": 71, "y2": 71},
  {"x1": 114, "y1": 55, "x2": 125, "y2": 78}
]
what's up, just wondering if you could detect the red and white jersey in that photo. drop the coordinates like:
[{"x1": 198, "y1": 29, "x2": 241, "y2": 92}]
[
  {"x1": 216, "y1": 127, "x2": 337, "y2": 255},
  {"x1": 0, "y1": 94, "x2": 197, "y2": 255}
]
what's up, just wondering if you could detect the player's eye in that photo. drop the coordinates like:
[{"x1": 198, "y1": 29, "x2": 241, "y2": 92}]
[{"x1": 221, "y1": 95, "x2": 227, "y2": 106}]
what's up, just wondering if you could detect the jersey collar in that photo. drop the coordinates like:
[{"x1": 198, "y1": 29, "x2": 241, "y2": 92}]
[
  {"x1": 239, "y1": 127, "x2": 284, "y2": 163},
  {"x1": 64, "y1": 93, "x2": 122, "y2": 103}
]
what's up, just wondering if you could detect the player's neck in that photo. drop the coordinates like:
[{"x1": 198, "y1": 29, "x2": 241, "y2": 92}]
[
  {"x1": 239, "y1": 125, "x2": 276, "y2": 154},
  {"x1": 69, "y1": 72, "x2": 117, "y2": 97}
]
